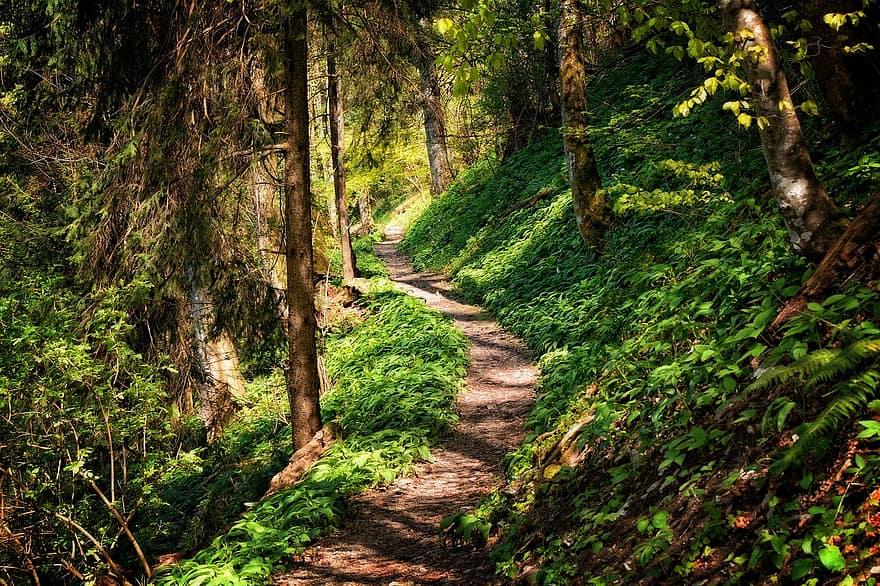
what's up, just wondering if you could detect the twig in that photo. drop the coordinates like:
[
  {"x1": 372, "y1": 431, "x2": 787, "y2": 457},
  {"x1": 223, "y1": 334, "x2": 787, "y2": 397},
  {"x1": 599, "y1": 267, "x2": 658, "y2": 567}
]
[
  {"x1": 62, "y1": 559, "x2": 85, "y2": 581},
  {"x1": 53, "y1": 512, "x2": 125, "y2": 578},
  {"x1": 87, "y1": 480, "x2": 152, "y2": 578}
]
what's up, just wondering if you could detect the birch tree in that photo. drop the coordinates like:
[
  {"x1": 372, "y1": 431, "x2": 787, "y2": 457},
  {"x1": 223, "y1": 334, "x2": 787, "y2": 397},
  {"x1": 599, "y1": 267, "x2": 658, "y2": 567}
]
[{"x1": 719, "y1": 0, "x2": 847, "y2": 262}]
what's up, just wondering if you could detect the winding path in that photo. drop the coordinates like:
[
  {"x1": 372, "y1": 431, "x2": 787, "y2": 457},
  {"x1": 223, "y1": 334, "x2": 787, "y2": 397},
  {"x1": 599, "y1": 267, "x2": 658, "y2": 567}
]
[{"x1": 274, "y1": 229, "x2": 535, "y2": 585}]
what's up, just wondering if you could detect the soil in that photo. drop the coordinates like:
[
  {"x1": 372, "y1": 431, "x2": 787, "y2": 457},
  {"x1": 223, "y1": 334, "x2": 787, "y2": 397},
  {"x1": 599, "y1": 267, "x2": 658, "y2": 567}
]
[{"x1": 273, "y1": 228, "x2": 536, "y2": 585}]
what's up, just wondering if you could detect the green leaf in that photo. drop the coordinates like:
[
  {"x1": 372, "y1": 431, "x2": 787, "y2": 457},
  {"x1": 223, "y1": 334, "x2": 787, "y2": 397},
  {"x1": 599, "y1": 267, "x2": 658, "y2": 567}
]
[
  {"x1": 791, "y1": 557, "x2": 813, "y2": 580},
  {"x1": 858, "y1": 420, "x2": 880, "y2": 438},
  {"x1": 818, "y1": 544, "x2": 845, "y2": 572},
  {"x1": 652, "y1": 510, "x2": 669, "y2": 528},
  {"x1": 799, "y1": 100, "x2": 819, "y2": 115},
  {"x1": 776, "y1": 400, "x2": 796, "y2": 432},
  {"x1": 533, "y1": 31, "x2": 546, "y2": 50},
  {"x1": 436, "y1": 18, "x2": 455, "y2": 35},
  {"x1": 704, "y1": 77, "x2": 719, "y2": 95}
]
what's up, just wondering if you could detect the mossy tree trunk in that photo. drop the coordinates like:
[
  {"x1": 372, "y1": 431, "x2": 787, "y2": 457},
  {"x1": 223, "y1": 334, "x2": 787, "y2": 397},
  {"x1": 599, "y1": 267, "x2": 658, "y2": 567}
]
[
  {"x1": 282, "y1": 3, "x2": 322, "y2": 450},
  {"x1": 327, "y1": 39, "x2": 358, "y2": 281},
  {"x1": 252, "y1": 157, "x2": 287, "y2": 299},
  {"x1": 559, "y1": 0, "x2": 607, "y2": 250},
  {"x1": 719, "y1": 0, "x2": 847, "y2": 262}
]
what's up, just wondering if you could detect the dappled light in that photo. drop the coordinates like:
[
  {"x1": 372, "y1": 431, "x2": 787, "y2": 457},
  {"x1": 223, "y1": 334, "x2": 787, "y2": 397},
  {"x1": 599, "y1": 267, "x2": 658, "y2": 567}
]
[{"x1": 2, "y1": 1, "x2": 880, "y2": 585}]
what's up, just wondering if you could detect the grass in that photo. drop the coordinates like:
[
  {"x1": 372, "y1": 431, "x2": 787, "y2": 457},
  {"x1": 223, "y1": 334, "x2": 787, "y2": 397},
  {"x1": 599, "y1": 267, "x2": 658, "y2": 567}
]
[{"x1": 401, "y1": 51, "x2": 880, "y2": 585}]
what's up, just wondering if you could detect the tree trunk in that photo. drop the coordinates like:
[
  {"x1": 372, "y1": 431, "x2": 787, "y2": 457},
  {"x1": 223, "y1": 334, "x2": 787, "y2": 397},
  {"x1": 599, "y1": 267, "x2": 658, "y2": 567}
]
[
  {"x1": 188, "y1": 269, "x2": 246, "y2": 443},
  {"x1": 772, "y1": 192, "x2": 880, "y2": 329},
  {"x1": 558, "y1": 0, "x2": 607, "y2": 250},
  {"x1": 414, "y1": 40, "x2": 454, "y2": 196},
  {"x1": 282, "y1": 5, "x2": 322, "y2": 450},
  {"x1": 719, "y1": 0, "x2": 847, "y2": 262},
  {"x1": 357, "y1": 187, "x2": 374, "y2": 237},
  {"x1": 327, "y1": 41, "x2": 358, "y2": 281},
  {"x1": 252, "y1": 156, "x2": 289, "y2": 319},
  {"x1": 798, "y1": 0, "x2": 880, "y2": 138},
  {"x1": 251, "y1": 61, "x2": 288, "y2": 320}
]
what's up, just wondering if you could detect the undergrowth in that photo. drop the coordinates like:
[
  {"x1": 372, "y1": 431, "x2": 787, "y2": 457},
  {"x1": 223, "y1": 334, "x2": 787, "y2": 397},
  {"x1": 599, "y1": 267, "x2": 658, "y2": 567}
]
[
  {"x1": 155, "y1": 263, "x2": 468, "y2": 584},
  {"x1": 402, "y1": 52, "x2": 880, "y2": 585}
]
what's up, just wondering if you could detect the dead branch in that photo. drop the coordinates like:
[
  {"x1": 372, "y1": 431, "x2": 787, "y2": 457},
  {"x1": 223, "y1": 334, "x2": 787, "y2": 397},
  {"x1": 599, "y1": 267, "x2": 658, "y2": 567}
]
[
  {"x1": 496, "y1": 187, "x2": 556, "y2": 225},
  {"x1": 87, "y1": 480, "x2": 151, "y2": 579},
  {"x1": 771, "y1": 192, "x2": 880, "y2": 330},
  {"x1": 53, "y1": 512, "x2": 126, "y2": 579}
]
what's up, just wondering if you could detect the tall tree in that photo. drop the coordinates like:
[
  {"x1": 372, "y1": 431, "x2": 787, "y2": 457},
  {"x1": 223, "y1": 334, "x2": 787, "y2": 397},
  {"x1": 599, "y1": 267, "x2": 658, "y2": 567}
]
[
  {"x1": 327, "y1": 37, "x2": 358, "y2": 280},
  {"x1": 719, "y1": 0, "x2": 847, "y2": 261},
  {"x1": 351, "y1": 1, "x2": 454, "y2": 195},
  {"x1": 559, "y1": 0, "x2": 607, "y2": 249},
  {"x1": 189, "y1": 272, "x2": 247, "y2": 443},
  {"x1": 282, "y1": 1, "x2": 322, "y2": 450},
  {"x1": 413, "y1": 34, "x2": 454, "y2": 195},
  {"x1": 251, "y1": 61, "x2": 288, "y2": 303}
]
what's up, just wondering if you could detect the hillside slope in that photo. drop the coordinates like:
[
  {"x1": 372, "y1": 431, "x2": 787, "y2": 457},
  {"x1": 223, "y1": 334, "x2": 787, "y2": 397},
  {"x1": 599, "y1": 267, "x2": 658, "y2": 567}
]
[{"x1": 401, "y1": 53, "x2": 880, "y2": 585}]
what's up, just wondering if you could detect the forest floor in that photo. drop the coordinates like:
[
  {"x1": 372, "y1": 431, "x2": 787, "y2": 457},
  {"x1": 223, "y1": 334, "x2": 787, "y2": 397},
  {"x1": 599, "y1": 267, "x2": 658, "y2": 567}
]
[{"x1": 273, "y1": 228, "x2": 535, "y2": 585}]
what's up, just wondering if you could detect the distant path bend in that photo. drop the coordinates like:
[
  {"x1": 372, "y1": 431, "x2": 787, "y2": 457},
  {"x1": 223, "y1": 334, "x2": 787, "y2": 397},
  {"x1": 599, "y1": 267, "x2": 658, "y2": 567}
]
[{"x1": 274, "y1": 227, "x2": 536, "y2": 585}]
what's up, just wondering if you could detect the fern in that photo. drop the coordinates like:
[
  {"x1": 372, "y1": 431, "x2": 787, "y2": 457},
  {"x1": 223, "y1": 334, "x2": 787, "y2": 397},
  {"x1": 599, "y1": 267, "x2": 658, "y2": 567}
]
[
  {"x1": 748, "y1": 350, "x2": 839, "y2": 393},
  {"x1": 804, "y1": 339, "x2": 880, "y2": 391},
  {"x1": 748, "y1": 338, "x2": 880, "y2": 473}
]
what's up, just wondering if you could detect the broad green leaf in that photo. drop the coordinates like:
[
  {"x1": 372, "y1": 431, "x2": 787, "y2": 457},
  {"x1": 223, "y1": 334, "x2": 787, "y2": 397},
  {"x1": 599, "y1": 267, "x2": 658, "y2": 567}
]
[{"x1": 818, "y1": 544, "x2": 845, "y2": 572}]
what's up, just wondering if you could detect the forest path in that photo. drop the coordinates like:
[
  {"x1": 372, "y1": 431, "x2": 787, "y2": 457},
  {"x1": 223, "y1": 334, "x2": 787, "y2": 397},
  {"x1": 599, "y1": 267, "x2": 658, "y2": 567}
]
[{"x1": 274, "y1": 227, "x2": 535, "y2": 585}]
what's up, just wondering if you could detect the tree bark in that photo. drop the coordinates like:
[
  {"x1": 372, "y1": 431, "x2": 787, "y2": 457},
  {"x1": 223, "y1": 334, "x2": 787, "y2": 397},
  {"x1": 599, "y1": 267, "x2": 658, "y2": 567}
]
[
  {"x1": 719, "y1": 0, "x2": 847, "y2": 262},
  {"x1": 772, "y1": 192, "x2": 880, "y2": 329},
  {"x1": 264, "y1": 423, "x2": 342, "y2": 497},
  {"x1": 327, "y1": 40, "x2": 358, "y2": 281},
  {"x1": 558, "y1": 0, "x2": 607, "y2": 249},
  {"x1": 251, "y1": 61, "x2": 288, "y2": 320},
  {"x1": 282, "y1": 4, "x2": 322, "y2": 450},
  {"x1": 357, "y1": 187, "x2": 374, "y2": 237},
  {"x1": 252, "y1": 156, "x2": 287, "y2": 301},
  {"x1": 188, "y1": 270, "x2": 246, "y2": 443},
  {"x1": 414, "y1": 39, "x2": 454, "y2": 196}
]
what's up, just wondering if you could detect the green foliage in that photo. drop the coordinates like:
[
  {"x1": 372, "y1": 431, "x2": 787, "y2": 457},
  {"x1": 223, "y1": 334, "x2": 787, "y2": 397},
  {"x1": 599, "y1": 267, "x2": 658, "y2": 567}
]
[
  {"x1": 327, "y1": 233, "x2": 390, "y2": 280},
  {"x1": 346, "y1": 126, "x2": 433, "y2": 224},
  {"x1": 401, "y1": 49, "x2": 879, "y2": 585},
  {"x1": 749, "y1": 328, "x2": 880, "y2": 474},
  {"x1": 156, "y1": 430, "x2": 433, "y2": 585},
  {"x1": 440, "y1": 511, "x2": 491, "y2": 547},
  {"x1": 322, "y1": 283, "x2": 468, "y2": 438},
  {"x1": 0, "y1": 268, "x2": 176, "y2": 581}
]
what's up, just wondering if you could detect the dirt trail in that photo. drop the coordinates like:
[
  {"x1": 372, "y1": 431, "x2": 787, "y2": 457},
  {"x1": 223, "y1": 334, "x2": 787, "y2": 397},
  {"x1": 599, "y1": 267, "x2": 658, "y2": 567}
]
[{"x1": 274, "y1": 229, "x2": 535, "y2": 585}]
